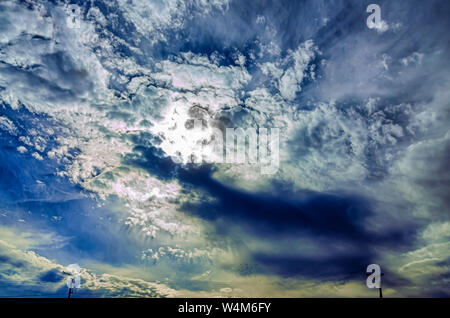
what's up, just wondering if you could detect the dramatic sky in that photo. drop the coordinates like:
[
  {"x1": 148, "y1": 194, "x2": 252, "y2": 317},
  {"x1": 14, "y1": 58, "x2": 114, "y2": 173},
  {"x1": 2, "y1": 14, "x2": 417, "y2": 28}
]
[{"x1": 0, "y1": 0, "x2": 449, "y2": 297}]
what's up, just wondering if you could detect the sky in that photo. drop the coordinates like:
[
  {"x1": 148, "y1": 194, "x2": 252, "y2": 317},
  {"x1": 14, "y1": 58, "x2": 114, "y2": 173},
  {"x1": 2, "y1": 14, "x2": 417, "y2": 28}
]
[{"x1": 0, "y1": 0, "x2": 449, "y2": 297}]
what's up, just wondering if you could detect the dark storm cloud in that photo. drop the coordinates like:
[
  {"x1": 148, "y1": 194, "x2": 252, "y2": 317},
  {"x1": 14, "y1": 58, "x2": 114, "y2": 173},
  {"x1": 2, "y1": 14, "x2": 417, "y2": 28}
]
[
  {"x1": 39, "y1": 268, "x2": 64, "y2": 283},
  {"x1": 125, "y1": 135, "x2": 418, "y2": 239},
  {"x1": 179, "y1": 169, "x2": 422, "y2": 280},
  {"x1": 253, "y1": 253, "x2": 371, "y2": 280},
  {"x1": 123, "y1": 133, "x2": 179, "y2": 181},
  {"x1": 125, "y1": 143, "x2": 421, "y2": 280}
]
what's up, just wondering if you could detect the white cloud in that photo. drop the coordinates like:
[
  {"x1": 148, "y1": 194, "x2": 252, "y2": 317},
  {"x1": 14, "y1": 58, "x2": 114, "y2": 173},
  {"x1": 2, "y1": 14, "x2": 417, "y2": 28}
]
[
  {"x1": 0, "y1": 0, "x2": 449, "y2": 297},
  {"x1": 0, "y1": 226, "x2": 176, "y2": 297},
  {"x1": 278, "y1": 40, "x2": 317, "y2": 100}
]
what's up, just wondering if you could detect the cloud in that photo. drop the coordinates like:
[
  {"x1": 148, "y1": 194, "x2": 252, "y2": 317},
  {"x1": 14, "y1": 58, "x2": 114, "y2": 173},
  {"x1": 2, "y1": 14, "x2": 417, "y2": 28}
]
[
  {"x1": 0, "y1": 0, "x2": 449, "y2": 297},
  {"x1": 0, "y1": 226, "x2": 176, "y2": 297}
]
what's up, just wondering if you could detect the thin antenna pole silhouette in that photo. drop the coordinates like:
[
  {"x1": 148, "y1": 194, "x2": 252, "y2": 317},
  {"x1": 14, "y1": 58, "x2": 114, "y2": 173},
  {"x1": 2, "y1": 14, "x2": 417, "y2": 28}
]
[
  {"x1": 67, "y1": 277, "x2": 74, "y2": 298},
  {"x1": 379, "y1": 272, "x2": 384, "y2": 298}
]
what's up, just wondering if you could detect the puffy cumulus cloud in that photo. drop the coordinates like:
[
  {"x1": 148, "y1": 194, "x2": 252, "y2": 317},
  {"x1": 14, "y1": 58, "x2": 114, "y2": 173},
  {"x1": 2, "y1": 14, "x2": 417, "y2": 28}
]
[
  {"x1": 0, "y1": 0, "x2": 318, "y2": 235},
  {"x1": 215, "y1": 0, "x2": 450, "y2": 208},
  {"x1": 0, "y1": 5, "x2": 110, "y2": 109},
  {"x1": 0, "y1": 0, "x2": 209, "y2": 239},
  {"x1": 140, "y1": 245, "x2": 233, "y2": 271},
  {"x1": 0, "y1": 242, "x2": 64, "y2": 295},
  {"x1": 0, "y1": 227, "x2": 69, "y2": 294},
  {"x1": 154, "y1": 52, "x2": 250, "y2": 95},
  {"x1": 0, "y1": 116, "x2": 18, "y2": 135},
  {"x1": 0, "y1": 0, "x2": 449, "y2": 297},
  {"x1": 149, "y1": 53, "x2": 252, "y2": 165},
  {"x1": 0, "y1": 226, "x2": 176, "y2": 297},
  {"x1": 80, "y1": 272, "x2": 177, "y2": 298},
  {"x1": 78, "y1": 165, "x2": 195, "y2": 238},
  {"x1": 276, "y1": 40, "x2": 318, "y2": 101},
  {"x1": 116, "y1": 0, "x2": 230, "y2": 44},
  {"x1": 139, "y1": 39, "x2": 320, "y2": 191},
  {"x1": 0, "y1": 0, "x2": 245, "y2": 294}
]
